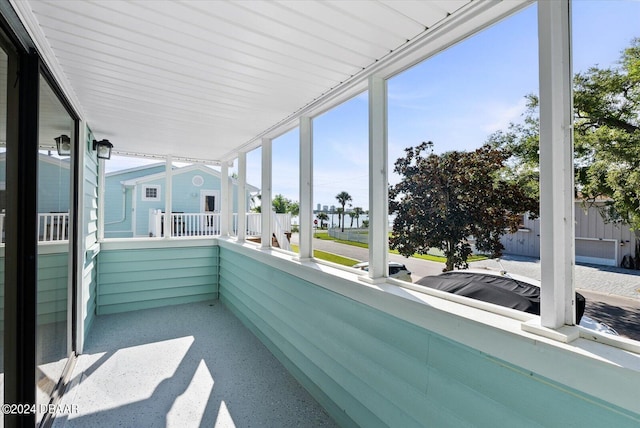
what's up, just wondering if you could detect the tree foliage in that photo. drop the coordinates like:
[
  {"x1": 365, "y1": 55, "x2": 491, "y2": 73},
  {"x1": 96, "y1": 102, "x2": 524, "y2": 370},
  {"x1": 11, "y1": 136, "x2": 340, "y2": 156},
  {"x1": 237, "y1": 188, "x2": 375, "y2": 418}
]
[
  {"x1": 389, "y1": 142, "x2": 538, "y2": 271},
  {"x1": 335, "y1": 191, "x2": 352, "y2": 232},
  {"x1": 316, "y1": 212, "x2": 329, "y2": 228},
  {"x1": 489, "y1": 38, "x2": 640, "y2": 233},
  {"x1": 252, "y1": 193, "x2": 299, "y2": 215}
]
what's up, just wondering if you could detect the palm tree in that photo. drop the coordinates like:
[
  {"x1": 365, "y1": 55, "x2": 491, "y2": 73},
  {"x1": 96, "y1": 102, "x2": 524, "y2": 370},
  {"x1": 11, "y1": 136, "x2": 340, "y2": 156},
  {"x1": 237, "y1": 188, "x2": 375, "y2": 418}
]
[
  {"x1": 352, "y1": 207, "x2": 364, "y2": 228},
  {"x1": 335, "y1": 191, "x2": 352, "y2": 232},
  {"x1": 348, "y1": 211, "x2": 356, "y2": 228},
  {"x1": 316, "y1": 212, "x2": 329, "y2": 229},
  {"x1": 335, "y1": 207, "x2": 344, "y2": 232}
]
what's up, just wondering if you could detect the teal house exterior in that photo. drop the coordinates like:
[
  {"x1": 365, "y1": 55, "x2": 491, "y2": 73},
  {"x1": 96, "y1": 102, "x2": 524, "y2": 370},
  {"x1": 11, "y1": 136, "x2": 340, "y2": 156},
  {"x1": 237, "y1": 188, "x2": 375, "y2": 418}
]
[
  {"x1": 0, "y1": 152, "x2": 70, "y2": 214},
  {"x1": 104, "y1": 163, "x2": 258, "y2": 238}
]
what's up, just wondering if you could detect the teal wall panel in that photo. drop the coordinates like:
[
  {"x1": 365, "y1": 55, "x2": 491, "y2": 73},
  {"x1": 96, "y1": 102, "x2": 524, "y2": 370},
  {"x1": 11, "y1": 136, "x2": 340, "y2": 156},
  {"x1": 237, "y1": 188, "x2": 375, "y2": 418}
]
[
  {"x1": 97, "y1": 245, "x2": 219, "y2": 315},
  {"x1": 37, "y1": 252, "x2": 68, "y2": 326},
  {"x1": 0, "y1": 252, "x2": 69, "y2": 331},
  {"x1": 218, "y1": 248, "x2": 640, "y2": 428}
]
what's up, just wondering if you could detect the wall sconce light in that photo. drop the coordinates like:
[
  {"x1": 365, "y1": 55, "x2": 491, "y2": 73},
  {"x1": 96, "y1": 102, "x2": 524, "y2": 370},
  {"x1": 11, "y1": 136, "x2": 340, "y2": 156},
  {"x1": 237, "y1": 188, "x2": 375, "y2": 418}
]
[
  {"x1": 54, "y1": 134, "x2": 71, "y2": 156},
  {"x1": 93, "y1": 139, "x2": 113, "y2": 159}
]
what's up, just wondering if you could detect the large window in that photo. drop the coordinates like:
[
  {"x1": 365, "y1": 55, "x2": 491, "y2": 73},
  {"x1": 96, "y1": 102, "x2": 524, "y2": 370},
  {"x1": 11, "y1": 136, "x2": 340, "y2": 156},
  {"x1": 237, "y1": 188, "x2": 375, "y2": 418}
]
[{"x1": 312, "y1": 95, "x2": 369, "y2": 267}]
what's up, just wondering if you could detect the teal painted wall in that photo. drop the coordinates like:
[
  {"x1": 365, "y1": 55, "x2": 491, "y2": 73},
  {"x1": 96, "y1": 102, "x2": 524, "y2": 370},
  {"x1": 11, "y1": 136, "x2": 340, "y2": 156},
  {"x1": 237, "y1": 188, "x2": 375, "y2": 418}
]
[
  {"x1": 37, "y1": 156, "x2": 71, "y2": 214},
  {"x1": 0, "y1": 154, "x2": 70, "y2": 214},
  {"x1": 0, "y1": 251, "x2": 68, "y2": 331},
  {"x1": 218, "y1": 248, "x2": 640, "y2": 428},
  {"x1": 37, "y1": 252, "x2": 69, "y2": 326},
  {"x1": 103, "y1": 165, "x2": 253, "y2": 237},
  {"x1": 97, "y1": 245, "x2": 219, "y2": 315},
  {"x1": 104, "y1": 164, "x2": 165, "y2": 238}
]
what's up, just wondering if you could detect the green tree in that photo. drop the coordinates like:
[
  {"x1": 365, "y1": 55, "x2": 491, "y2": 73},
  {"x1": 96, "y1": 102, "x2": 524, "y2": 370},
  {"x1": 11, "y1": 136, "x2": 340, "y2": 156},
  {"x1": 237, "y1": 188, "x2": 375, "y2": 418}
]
[
  {"x1": 252, "y1": 193, "x2": 299, "y2": 215},
  {"x1": 335, "y1": 207, "x2": 344, "y2": 231},
  {"x1": 490, "y1": 38, "x2": 640, "y2": 239},
  {"x1": 335, "y1": 191, "x2": 352, "y2": 232},
  {"x1": 348, "y1": 211, "x2": 356, "y2": 228},
  {"x1": 352, "y1": 207, "x2": 364, "y2": 228},
  {"x1": 316, "y1": 212, "x2": 329, "y2": 229},
  {"x1": 389, "y1": 142, "x2": 538, "y2": 272}
]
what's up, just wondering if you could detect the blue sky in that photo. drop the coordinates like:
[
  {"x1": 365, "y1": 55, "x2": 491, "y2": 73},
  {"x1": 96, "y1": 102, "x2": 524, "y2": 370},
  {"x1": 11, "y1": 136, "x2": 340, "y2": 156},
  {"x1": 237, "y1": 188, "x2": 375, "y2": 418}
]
[{"x1": 114, "y1": 1, "x2": 640, "y2": 213}]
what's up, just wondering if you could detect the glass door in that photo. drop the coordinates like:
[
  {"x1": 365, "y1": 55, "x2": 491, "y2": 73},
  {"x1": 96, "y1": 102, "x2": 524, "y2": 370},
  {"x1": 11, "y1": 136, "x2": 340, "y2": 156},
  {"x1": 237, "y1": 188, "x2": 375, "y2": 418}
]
[{"x1": 36, "y1": 73, "x2": 75, "y2": 425}]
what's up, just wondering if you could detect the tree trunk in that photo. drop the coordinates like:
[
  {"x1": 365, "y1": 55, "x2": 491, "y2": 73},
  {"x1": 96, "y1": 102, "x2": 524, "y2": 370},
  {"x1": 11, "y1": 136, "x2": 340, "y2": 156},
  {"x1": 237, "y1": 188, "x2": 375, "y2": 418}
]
[{"x1": 444, "y1": 240, "x2": 455, "y2": 272}]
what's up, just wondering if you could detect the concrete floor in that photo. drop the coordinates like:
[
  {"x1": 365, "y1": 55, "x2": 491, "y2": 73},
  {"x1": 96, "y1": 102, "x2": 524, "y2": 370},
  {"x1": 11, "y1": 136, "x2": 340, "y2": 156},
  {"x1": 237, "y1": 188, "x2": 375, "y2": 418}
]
[{"x1": 52, "y1": 301, "x2": 337, "y2": 428}]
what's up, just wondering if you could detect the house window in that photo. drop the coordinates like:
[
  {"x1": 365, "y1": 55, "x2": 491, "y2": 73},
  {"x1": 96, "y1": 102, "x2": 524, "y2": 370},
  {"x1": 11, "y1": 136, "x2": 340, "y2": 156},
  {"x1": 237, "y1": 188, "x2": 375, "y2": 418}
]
[{"x1": 142, "y1": 185, "x2": 161, "y2": 201}]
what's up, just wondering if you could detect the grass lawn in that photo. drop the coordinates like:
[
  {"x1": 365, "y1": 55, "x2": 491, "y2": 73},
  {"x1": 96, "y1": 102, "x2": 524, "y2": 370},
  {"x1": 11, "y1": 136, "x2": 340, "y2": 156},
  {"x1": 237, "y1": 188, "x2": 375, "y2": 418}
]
[
  {"x1": 312, "y1": 230, "x2": 488, "y2": 263},
  {"x1": 290, "y1": 244, "x2": 360, "y2": 267}
]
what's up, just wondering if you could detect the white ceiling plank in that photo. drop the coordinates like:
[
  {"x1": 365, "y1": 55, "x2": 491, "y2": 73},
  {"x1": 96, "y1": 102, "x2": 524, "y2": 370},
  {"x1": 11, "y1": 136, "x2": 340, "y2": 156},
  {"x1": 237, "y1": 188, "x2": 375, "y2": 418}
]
[
  {"x1": 379, "y1": 0, "x2": 451, "y2": 28},
  {"x1": 18, "y1": 0, "x2": 526, "y2": 162}
]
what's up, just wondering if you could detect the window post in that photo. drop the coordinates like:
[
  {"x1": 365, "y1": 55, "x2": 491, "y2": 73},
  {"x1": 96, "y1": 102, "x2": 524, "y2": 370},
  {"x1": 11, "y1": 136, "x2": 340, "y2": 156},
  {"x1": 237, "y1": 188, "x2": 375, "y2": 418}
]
[
  {"x1": 365, "y1": 75, "x2": 389, "y2": 282},
  {"x1": 298, "y1": 116, "x2": 313, "y2": 260},
  {"x1": 220, "y1": 162, "x2": 229, "y2": 237},
  {"x1": 164, "y1": 155, "x2": 172, "y2": 238},
  {"x1": 237, "y1": 153, "x2": 247, "y2": 242},
  {"x1": 261, "y1": 138, "x2": 272, "y2": 249},
  {"x1": 536, "y1": 0, "x2": 576, "y2": 332}
]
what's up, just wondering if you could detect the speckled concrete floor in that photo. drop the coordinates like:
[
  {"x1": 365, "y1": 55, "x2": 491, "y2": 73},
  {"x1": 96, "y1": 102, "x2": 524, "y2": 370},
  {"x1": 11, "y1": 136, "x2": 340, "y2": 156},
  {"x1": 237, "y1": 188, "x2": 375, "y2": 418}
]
[{"x1": 52, "y1": 301, "x2": 337, "y2": 428}]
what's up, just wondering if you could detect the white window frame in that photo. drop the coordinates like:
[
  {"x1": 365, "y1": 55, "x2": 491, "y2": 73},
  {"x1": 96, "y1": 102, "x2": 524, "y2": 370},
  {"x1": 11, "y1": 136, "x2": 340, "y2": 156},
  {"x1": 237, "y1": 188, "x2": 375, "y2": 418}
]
[{"x1": 141, "y1": 185, "x2": 161, "y2": 201}]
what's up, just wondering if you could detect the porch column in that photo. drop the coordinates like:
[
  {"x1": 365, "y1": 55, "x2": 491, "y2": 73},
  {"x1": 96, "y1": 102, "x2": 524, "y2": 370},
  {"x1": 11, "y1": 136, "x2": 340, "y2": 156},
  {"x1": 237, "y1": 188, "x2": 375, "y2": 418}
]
[
  {"x1": 164, "y1": 156, "x2": 172, "y2": 238},
  {"x1": 237, "y1": 153, "x2": 247, "y2": 241},
  {"x1": 537, "y1": 0, "x2": 575, "y2": 329},
  {"x1": 220, "y1": 162, "x2": 230, "y2": 237},
  {"x1": 261, "y1": 138, "x2": 272, "y2": 249},
  {"x1": 298, "y1": 116, "x2": 313, "y2": 260},
  {"x1": 366, "y1": 75, "x2": 389, "y2": 282}
]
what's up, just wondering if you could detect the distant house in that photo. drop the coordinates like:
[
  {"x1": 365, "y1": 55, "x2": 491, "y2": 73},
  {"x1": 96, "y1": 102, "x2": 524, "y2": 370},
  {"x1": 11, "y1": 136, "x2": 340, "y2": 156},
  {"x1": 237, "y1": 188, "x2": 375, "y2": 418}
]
[
  {"x1": 501, "y1": 201, "x2": 637, "y2": 267},
  {"x1": 0, "y1": 153, "x2": 71, "y2": 241},
  {"x1": 104, "y1": 163, "x2": 258, "y2": 238},
  {"x1": 0, "y1": 152, "x2": 70, "y2": 213}
]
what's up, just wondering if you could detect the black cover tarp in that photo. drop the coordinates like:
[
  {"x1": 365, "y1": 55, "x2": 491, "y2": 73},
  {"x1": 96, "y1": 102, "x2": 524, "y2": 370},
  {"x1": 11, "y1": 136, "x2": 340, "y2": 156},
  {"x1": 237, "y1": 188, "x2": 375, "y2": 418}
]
[{"x1": 415, "y1": 271, "x2": 585, "y2": 323}]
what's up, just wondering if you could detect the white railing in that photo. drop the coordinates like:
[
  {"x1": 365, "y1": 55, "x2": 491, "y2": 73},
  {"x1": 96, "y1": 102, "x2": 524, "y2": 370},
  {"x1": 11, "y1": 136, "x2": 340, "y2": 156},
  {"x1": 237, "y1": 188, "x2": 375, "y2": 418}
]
[
  {"x1": 39, "y1": 213, "x2": 70, "y2": 241},
  {"x1": 0, "y1": 213, "x2": 70, "y2": 243},
  {"x1": 272, "y1": 212, "x2": 291, "y2": 251},
  {"x1": 246, "y1": 213, "x2": 261, "y2": 236},
  {"x1": 149, "y1": 210, "x2": 222, "y2": 237},
  {"x1": 147, "y1": 210, "x2": 291, "y2": 242}
]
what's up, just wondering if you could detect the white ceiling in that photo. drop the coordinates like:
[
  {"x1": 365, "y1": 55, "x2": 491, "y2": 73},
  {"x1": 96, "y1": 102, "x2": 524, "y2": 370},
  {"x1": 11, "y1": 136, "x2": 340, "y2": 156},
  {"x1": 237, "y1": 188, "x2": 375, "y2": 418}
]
[{"x1": 15, "y1": 0, "x2": 529, "y2": 163}]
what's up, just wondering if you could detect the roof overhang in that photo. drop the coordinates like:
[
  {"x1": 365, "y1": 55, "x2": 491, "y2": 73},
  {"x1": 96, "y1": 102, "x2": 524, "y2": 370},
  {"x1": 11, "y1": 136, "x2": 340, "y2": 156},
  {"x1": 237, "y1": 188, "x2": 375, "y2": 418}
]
[{"x1": 12, "y1": 0, "x2": 532, "y2": 163}]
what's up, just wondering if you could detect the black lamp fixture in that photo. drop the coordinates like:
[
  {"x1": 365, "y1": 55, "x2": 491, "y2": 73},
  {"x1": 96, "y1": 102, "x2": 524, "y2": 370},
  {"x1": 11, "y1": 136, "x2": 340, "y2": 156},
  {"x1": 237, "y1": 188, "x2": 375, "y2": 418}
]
[
  {"x1": 92, "y1": 139, "x2": 113, "y2": 160},
  {"x1": 54, "y1": 134, "x2": 71, "y2": 156}
]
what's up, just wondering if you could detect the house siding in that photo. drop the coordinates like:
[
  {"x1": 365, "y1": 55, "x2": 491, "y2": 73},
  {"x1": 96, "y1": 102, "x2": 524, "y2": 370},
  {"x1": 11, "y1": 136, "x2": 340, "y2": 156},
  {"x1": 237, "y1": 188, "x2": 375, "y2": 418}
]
[
  {"x1": 501, "y1": 202, "x2": 637, "y2": 266},
  {"x1": 97, "y1": 244, "x2": 219, "y2": 315},
  {"x1": 219, "y1": 247, "x2": 640, "y2": 428},
  {"x1": 0, "y1": 154, "x2": 70, "y2": 213},
  {"x1": 0, "y1": 248, "x2": 68, "y2": 331},
  {"x1": 104, "y1": 165, "x2": 165, "y2": 238},
  {"x1": 104, "y1": 165, "x2": 253, "y2": 237}
]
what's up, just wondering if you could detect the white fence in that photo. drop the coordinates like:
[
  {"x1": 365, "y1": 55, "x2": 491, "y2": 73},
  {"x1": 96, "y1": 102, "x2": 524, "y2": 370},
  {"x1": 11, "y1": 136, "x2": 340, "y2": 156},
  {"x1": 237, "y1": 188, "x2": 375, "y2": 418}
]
[
  {"x1": 328, "y1": 228, "x2": 369, "y2": 243},
  {"x1": 0, "y1": 213, "x2": 70, "y2": 243}
]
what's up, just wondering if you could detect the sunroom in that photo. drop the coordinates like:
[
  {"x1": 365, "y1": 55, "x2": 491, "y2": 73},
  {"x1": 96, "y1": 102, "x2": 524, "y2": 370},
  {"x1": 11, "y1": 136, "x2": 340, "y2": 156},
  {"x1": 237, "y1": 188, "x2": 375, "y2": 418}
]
[{"x1": 2, "y1": 0, "x2": 640, "y2": 427}]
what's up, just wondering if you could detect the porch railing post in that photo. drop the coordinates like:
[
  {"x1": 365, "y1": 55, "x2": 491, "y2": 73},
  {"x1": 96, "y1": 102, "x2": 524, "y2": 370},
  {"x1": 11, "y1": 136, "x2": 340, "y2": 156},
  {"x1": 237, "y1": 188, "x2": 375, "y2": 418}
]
[{"x1": 164, "y1": 156, "x2": 173, "y2": 238}]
